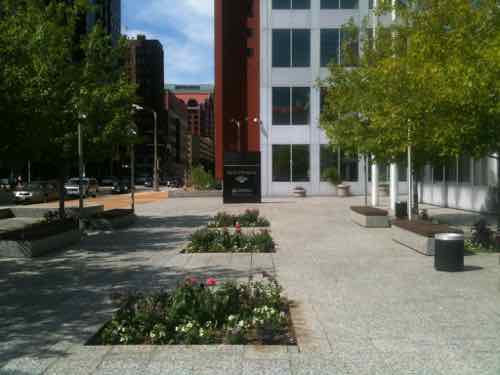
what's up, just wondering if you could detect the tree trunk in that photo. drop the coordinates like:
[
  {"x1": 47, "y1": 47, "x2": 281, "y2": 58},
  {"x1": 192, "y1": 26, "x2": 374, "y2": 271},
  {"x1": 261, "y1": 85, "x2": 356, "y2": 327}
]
[{"x1": 57, "y1": 163, "x2": 67, "y2": 219}]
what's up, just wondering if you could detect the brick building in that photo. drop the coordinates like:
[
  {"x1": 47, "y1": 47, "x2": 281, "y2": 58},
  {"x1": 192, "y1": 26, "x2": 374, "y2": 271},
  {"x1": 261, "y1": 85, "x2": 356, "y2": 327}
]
[{"x1": 166, "y1": 85, "x2": 215, "y2": 176}]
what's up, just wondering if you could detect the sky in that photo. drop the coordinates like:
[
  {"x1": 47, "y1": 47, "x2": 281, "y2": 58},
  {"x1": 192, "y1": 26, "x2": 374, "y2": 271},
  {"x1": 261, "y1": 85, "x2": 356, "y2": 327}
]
[{"x1": 123, "y1": 0, "x2": 214, "y2": 85}]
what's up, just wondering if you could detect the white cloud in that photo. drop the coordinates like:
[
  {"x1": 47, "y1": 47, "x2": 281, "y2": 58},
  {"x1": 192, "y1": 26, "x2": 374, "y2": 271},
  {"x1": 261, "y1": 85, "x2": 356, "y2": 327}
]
[{"x1": 124, "y1": 0, "x2": 214, "y2": 84}]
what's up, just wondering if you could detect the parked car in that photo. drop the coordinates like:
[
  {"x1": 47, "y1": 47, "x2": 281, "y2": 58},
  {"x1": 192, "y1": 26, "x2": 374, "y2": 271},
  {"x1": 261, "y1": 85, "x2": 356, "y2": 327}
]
[
  {"x1": 100, "y1": 176, "x2": 119, "y2": 187},
  {"x1": 0, "y1": 178, "x2": 13, "y2": 190},
  {"x1": 166, "y1": 177, "x2": 183, "y2": 188},
  {"x1": 144, "y1": 177, "x2": 153, "y2": 188},
  {"x1": 13, "y1": 181, "x2": 59, "y2": 204},
  {"x1": 111, "y1": 179, "x2": 130, "y2": 194},
  {"x1": 65, "y1": 178, "x2": 99, "y2": 198},
  {"x1": 135, "y1": 176, "x2": 148, "y2": 185}
]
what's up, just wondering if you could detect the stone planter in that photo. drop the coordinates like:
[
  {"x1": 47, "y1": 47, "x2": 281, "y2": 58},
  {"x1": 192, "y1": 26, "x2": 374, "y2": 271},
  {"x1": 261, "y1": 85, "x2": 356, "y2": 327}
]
[
  {"x1": 378, "y1": 184, "x2": 390, "y2": 197},
  {"x1": 0, "y1": 229, "x2": 81, "y2": 258},
  {"x1": 336, "y1": 184, "x2": 350, "y2": 197},
  {"x1": 292, "y1": 187, "x2": 306, "y2": 198},
  {"x1": 391, "y1": 219, "x2": 463, "y2": 256},
  {"x1": 350, "y1": 206, "x2": 389, "y2": 228},
  {"x1": 89, "y1": 214, "x2": 137, "y2": 231}
]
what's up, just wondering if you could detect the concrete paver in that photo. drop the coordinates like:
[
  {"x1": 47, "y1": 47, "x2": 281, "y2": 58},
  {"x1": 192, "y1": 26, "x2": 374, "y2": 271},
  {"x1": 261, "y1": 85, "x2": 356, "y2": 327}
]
[{"x1": 1, "y1": 196, "x2": 500, "y2": 374}]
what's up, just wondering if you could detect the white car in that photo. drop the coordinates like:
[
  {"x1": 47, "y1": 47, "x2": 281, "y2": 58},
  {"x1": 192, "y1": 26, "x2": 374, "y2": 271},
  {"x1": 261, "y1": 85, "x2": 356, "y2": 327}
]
[{"x1": 65, "y1": 178, "x2": 99, "y2": 198}]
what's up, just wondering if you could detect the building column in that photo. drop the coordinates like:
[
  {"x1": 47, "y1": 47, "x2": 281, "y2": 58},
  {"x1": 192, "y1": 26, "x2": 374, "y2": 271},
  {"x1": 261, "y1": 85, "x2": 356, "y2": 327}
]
[
  {"x1": 390, "y1": 163, "x2": 399, "y2": 212},
  {"x1": 371, "y1": 161, "x2": 379, "y2": 207}
]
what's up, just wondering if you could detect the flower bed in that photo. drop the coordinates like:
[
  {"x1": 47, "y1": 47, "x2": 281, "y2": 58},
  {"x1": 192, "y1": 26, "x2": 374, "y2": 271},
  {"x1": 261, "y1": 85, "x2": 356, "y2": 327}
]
[
  {"x1": 0, "y1": 219, "x2": 78, "y2": 241},
  {"x1": 88, "y1": 279, "x2": 295, "y2": 346},
  {"x1": 184, "y1": 228, "x2": 275, "y2": 253},
  {"x1": 208, "y1": 209, "x2": 270, "y2": 228},
  {"x1": 350, "y1": 206, "x2": 389, "y2": 228}
]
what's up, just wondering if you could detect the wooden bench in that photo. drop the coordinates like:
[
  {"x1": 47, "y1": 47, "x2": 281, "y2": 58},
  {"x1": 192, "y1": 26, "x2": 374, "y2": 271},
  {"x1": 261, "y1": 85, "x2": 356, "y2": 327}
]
[
  {"x1": 392, "y1": 219, "x2": 463, "y2": 256},
  {"x1": 350, "y1": 206, "x2": 389, "y2": 228}
]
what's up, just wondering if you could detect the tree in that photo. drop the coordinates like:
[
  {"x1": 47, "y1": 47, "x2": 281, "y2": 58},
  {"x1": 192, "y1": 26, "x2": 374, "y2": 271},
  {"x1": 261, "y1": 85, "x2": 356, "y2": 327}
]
[
  {"x1": 0, "y1": 0, "x2": 137, "y2": 217},
  {"x1": 321, "y1": 0, "x2": 500, "y2": 214}
]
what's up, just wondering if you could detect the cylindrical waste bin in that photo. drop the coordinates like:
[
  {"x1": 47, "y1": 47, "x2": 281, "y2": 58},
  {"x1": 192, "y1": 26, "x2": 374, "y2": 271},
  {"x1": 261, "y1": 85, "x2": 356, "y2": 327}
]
[
  {"x1": 395, "y1": 201, "x2": 408, "y2": 219},
  {"x1": 434, "y1": 233, "x2": 464, "y2": 272}
]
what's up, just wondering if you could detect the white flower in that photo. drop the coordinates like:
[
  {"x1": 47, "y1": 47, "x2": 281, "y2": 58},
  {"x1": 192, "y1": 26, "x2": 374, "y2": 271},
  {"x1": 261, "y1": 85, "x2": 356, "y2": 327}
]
[
  {"x1": 238, "y1": 320, "x2": 246, "y2": 328},
  {"x1": 150, "y1": 332, "x2": 156, "y2": 338},
  {"x1": 228, "y1": 315, "x2": 236, "y2": 322}
]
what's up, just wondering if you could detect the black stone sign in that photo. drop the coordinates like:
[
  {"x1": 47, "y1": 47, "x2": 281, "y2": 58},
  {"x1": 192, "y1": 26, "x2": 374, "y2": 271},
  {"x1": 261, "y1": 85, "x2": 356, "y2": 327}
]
[{"x1": 223, "y1": 152, "x2": 261, "y2": 204}]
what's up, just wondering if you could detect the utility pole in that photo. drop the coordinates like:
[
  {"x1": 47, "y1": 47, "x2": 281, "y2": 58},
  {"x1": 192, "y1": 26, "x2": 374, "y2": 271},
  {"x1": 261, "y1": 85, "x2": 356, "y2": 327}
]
[
  {"x1": 78, "y1": 115, "x2": 86, "y2": 231},
  {"x1": 153, "y1": 110, "x2": 159, "y2": 192}
]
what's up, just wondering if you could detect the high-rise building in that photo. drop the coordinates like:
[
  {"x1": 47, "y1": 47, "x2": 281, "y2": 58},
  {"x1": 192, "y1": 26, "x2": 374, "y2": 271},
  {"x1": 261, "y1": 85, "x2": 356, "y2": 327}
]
[{"x1": 127, "y1": 35, "x2": 169, "y2": 180}]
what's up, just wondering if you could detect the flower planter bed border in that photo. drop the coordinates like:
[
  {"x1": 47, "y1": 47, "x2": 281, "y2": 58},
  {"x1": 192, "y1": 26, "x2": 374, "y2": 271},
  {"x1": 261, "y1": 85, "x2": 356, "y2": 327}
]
[
  {"x1": 350, "y1": 206, "x2": 389, "y2": 228},
  {"x1": 86, "y1": 279, "x2": 296, "y2": 346},
  {"x1": 183, "y1": 229, "x2": 276, "y2": 254},
  {"x1": 90, "y1": 209, "x2": 137, "y2": 231},
  {"x1": 392, "y1": 219, "x2": 463, "y2": 256},
  {"x1": 208, "y1": 210, "x2": 270, "y2": 228}
]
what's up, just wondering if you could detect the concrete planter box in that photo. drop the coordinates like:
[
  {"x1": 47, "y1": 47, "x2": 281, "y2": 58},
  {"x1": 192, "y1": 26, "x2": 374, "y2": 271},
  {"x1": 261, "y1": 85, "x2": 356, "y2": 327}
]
[
  {"x1": 336, "y1": 184, "x2": 350, "y2": 197},
  {"x1": 391, "y1": 220, "x2": 463, "y2": 256},
  {"x1": 292, "y1": 187, "x2": 306, "y2": 197},
  {"x1": 392, "y1": 225, "x2": 435, "y2": 255},
  {"x1": 0, "y1": 229, "x2": 81, "y2": 258},
  {"x1": 90, "y1": 213, "x2": 137, "y2": 231},
  {"x1": 350, "y1": 207, "x2": 389, "y2": 228}
]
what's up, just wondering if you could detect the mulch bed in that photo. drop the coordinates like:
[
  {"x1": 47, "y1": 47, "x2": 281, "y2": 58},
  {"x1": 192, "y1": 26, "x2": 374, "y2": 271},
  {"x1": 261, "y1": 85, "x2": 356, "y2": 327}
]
[
  {"x1": 94, "y1": 209, "x2": 134, "y2": 220},
  {"x1": 350, "y1": 206, "x2": 388, "y2": 216},
  {"x1": 392, "y1": 219, "x2": 463, "y2": 238},
  {"x1": 0, "y1": 219, "x2": 78, "y2": 241}
]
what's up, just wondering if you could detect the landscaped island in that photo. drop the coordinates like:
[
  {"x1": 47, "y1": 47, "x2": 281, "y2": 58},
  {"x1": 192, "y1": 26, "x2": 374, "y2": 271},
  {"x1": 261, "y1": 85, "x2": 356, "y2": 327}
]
[
  {"x1": 89, "y1": 279, "x2": 295, "y2": 346},
  {"x1": 208, "y1": 209, "x2": 270, "y2": 228},
  {"x1": 350, "y1": 206, "x2": 389, "y2": 228},
  {"x1": 392, "y1": 219, "x2": 463, "y2": 255},
  {"x1": 184, "y1": 228, "x2": 275, "y2": 253}
]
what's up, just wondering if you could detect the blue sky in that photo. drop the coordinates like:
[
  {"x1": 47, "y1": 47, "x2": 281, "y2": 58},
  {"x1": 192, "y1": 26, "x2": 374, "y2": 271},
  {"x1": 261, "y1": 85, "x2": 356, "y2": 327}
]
[{"x1": 123, "y1": 0, "x2": 214, "y2": 85}]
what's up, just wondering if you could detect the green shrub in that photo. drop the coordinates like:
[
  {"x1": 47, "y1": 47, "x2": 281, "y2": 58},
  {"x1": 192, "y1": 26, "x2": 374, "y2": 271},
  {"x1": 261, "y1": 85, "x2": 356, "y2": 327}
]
[
  {"x1": 185, "y1": 228, "x2": 275, "y2": 253},
  {"x1": 191, "y1": 165, "x2": 216, "y2": 191},
  {"x1": 94, "y1": 279, "x2": 294, "y2": 345},
  {"x1": 208, "y1": 209, "x2": 270, "y2": 228},
  {"x1": 322, "y1": 167, "x2": 342, "y2": 186}
]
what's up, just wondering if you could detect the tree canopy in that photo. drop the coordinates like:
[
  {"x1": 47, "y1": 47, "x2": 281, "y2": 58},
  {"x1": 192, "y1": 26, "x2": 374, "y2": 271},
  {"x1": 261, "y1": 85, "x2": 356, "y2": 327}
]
[
  {"x1": 320, "y1": 0, "x2": 500, "y2": 165},
  {"x1": 0, "y1": 0, "x2": 137, "y2": 165}
]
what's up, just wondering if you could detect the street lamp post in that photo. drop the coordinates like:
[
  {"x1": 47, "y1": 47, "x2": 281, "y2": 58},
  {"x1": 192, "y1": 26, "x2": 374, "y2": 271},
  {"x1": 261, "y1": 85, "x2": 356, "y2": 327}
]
[
  {"x1": 131, "y1": 143, "x2": 135, "y2": 213},
  {"x1": 78, "y1": 114, "x2": 86, "y2": 231}
]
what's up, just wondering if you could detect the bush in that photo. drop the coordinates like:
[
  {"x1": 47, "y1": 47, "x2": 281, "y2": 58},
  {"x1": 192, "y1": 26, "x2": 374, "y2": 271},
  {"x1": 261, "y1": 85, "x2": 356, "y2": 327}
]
[
  {"x1": 471, "y1": 219, "x2": 493, "y2": 248},
  {"x1": 322, "y1": 167, "x2": 342, "y2": 186},
  {"x1": 208, "y1": 209, "x2": 270, "y2": 228},
  {"x1": 92, "y1": 279, "x2": 295, "y2": 345},
  {"x1": 185, "y1": 228, "x2": 275, "y2": 253},
  {"x1": 191, "y1": 165, "x2": 216, "y2": 191}
]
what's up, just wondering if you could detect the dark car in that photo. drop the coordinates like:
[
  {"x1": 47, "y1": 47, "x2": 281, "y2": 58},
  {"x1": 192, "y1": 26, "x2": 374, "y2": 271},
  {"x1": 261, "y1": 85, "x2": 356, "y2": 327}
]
[
  {"x1": 100, "y1": 176, "x2": 119, "y2": 187},
  {"x1": 111, "y1": 179, "x2": 130, "y2": 194},
  {"x1": 166, "y1": 177, "x2": 183, "y2": 188},
  {"x1": 144, "y1": 177, "x2": 153, "y2": 188}
]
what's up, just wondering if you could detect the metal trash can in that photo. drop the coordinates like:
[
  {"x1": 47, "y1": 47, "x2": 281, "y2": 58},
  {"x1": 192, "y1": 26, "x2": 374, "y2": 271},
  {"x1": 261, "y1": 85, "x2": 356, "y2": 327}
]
[
  {"x1": 395, "y1": 201, "x2": 408, "y2": 219},
  {"x1": 434, "y1": 233, "x2": 464, "y2": 272}
]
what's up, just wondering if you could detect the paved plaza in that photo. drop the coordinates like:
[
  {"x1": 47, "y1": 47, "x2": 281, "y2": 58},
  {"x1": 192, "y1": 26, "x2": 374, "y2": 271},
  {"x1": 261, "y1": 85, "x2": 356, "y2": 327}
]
[{"x1": 1, "y1": 197, "x2": 499, "y2": 374}]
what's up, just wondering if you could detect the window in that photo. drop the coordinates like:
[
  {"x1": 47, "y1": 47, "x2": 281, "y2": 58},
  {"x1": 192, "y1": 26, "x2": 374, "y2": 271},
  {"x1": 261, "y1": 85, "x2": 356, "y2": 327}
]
[
  {"x1": 473, "y1": 158, "x2": 489, "y2": 186},
  {"x1": 458, "y1": 155, "x2": 471, "y2": 183},
  {"x1": 320, "y1": 145, "x2": 339, "y2": 181},
  {"x1": 433, "y1": 165, "x2": 444, "y2": 182},
  {"x1": 272, "y1": 29, "x2": 310, "y2": 67},
  {"x1": 320, "y1": 0, "x2": 358, "y2": 9},
  {"x1": 445, "y1": 159, "x2": 457, "y2": 183},
  {"x1": 291, "y1": 87, "x2": 310, "y2": 125},
  {"x1": 369, "y1": 0, "x2": 374, "y2": 9},
  {"x1": 272, "y1": 30, "x2": 290, "y2": 67},
  {"x1": 320, "y1": 145, "x2": 359, "y2": 182},
  {"x1": 272, "y1": 87, "x2": 310, "y2": 125},
  {"x1": 272, "y1": 145, "x2": 310, "y2": 182},
  {"x1": 273, "y1": 0, "x2": 310, "y2": 9},
  {"x1": 272, "y1": 87, "x2": 291, "y2": 125},
  {"x1": 321, "y1": 29, "x2": 358, "y2": 66},
  {"x1": 320, "y1": 29, "x2": 339, "y2": 67},
  {"x1": 292, "y1": 30, "x2": 310, "y2": 67}
]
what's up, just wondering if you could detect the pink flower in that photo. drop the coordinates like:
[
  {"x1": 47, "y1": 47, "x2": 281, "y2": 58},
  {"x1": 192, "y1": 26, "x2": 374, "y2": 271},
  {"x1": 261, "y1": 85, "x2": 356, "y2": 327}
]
[
  {"x1": 206, "y1": 277, "x2": 217, "y2": 286},
  {"x1": 185, "y1": 276, "x2": 198, "y2": 285},
  {"x1": 235, "y1": 222, "x2": 242, "y2": 234}
]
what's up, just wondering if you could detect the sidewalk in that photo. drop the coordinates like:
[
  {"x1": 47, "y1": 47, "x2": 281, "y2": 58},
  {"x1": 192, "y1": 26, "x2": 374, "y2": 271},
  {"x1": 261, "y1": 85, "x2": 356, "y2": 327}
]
[{"x1": 1, "y1": 197, "x2": 499, "y2": 374}]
